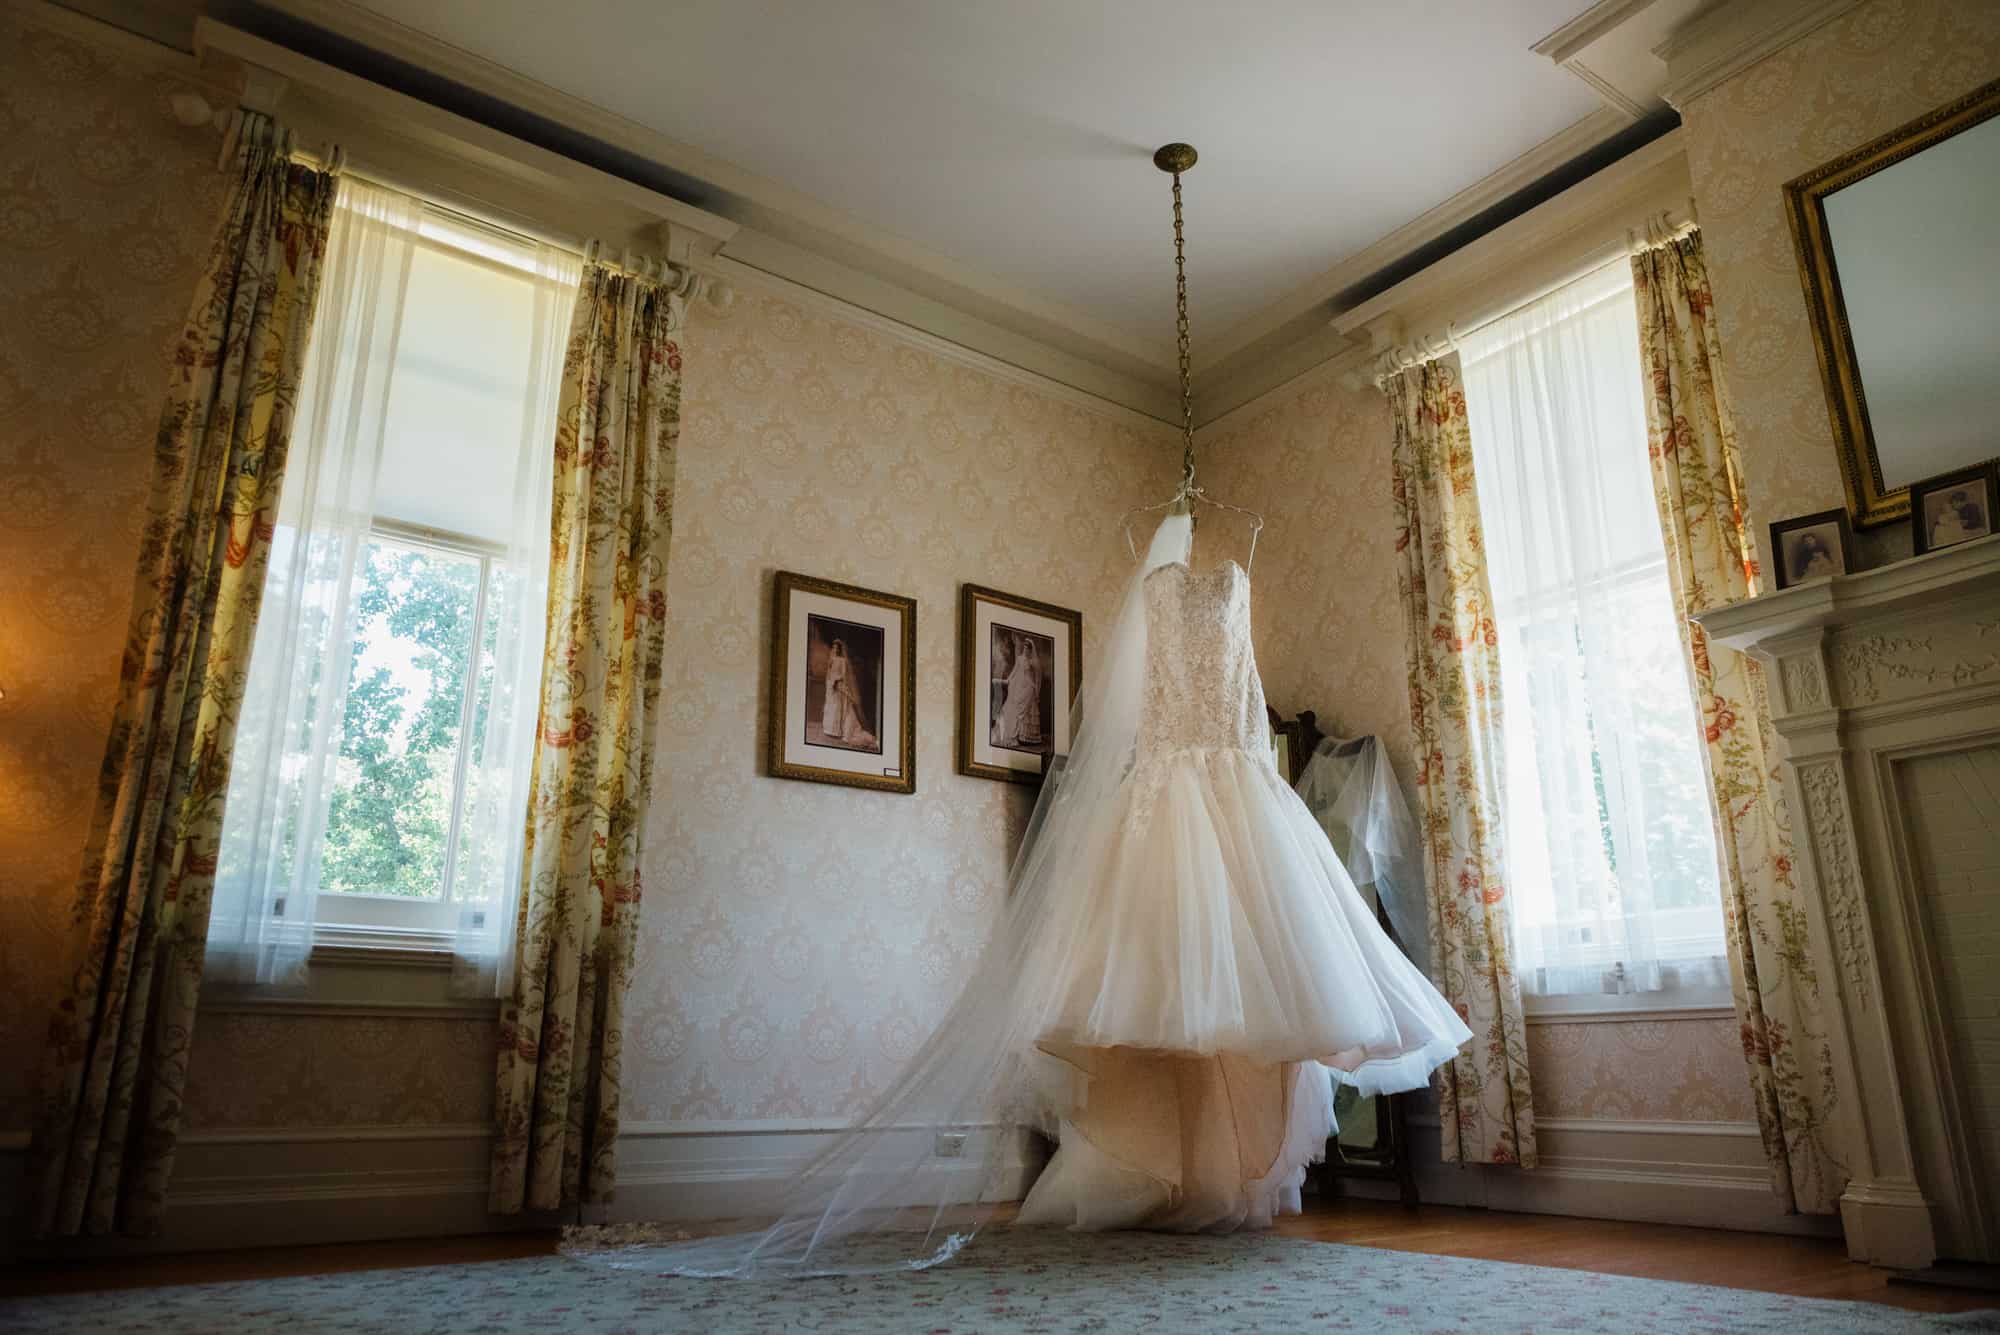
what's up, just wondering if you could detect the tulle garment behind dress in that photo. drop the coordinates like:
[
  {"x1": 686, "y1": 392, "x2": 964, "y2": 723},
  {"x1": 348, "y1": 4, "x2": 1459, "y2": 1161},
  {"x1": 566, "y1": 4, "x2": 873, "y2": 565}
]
[{"x1": 564, "y1": 515, "x2": 1468, "y2": 1277}]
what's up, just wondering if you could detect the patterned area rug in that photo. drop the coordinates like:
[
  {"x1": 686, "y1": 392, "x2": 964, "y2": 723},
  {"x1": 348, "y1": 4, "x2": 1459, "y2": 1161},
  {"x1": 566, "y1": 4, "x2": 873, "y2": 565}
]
[{"x1": 6, "y1": 1229, "x2": 1997, "y2": 1334}]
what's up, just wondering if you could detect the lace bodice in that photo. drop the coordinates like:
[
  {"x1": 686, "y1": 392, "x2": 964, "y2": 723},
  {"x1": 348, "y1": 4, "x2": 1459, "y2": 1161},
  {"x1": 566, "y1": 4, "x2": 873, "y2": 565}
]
[{"x1": 1137, "y1": 561, "x2": 1270, "y2": 758}]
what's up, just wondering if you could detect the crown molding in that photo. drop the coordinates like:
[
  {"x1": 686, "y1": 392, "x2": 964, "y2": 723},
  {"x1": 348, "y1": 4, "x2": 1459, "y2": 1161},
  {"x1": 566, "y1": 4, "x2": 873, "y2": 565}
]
[
  {"x1": 188, "y1": 20, "x2": 1183, "y2": 436},
  {"x1": 1655, "y1": 0, "x2": 1871, "y2": 109},
  {"x1": 211, "y1": 0, "x2": 1659, "y2": 429},
  {"x1": 194, "y1": 22, "x2": 739, "y2": 253},
  {"x1": 169, "y1": 0, "x2": 1682, "y2": 430},
  {"x1": 1531, "y1": 0, "x2": 1712, "y2": 119},
  {"x1": 705, "y1": 255, "x2": 1183, "y2": 440},
  {"x1": 1331, "y1": 129, "x2": 1692, "y2": 356},
  {"x1": 243, "y1": 0, "x2": 1179, "y2": 416},
  {"x1": 1193, "y1": 339, "x2": 1376, "y2": 448},
  {"x1": 1196, "y1": 104, "x2": 1635, "y2": 377},
  {"x1": 1535, "y1": 0, "x2": 1663, "y2": 66}
]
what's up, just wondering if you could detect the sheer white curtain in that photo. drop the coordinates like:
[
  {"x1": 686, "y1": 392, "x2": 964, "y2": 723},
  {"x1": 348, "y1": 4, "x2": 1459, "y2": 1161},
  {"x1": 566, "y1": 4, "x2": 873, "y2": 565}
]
[
  {"x1": 209, "y1": 176, "x2": 578, "y2": 992},
  {"x1": 1459, "y1": 262, "x2": 1728, "y2": 998},
  {"x1": 447, "y1": 230, "x2": 578, "y2": 995},
  {"x1": 209, "y1": 178, "x2": 419, "y2": 985}
]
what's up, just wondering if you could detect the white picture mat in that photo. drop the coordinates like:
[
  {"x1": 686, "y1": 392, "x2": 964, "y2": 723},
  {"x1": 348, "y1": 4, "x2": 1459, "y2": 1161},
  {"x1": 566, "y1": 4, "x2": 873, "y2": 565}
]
[
  {"x1": 969, "y1": 598, "x2": 1073, "y2": 774},
  {"x1": 783, "y1": 590, "x2": 905, "y2": 778}
]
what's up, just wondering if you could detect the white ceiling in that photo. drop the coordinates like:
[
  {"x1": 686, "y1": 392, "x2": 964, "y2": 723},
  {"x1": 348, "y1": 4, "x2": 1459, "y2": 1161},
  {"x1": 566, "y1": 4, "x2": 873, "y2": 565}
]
[{"x1": 346, "y1": 1, "x2": 1613, "y2": 361}]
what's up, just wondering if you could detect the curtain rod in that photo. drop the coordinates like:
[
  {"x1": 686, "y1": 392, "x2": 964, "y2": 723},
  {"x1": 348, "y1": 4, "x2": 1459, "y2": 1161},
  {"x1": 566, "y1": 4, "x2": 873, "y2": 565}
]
[
  {"x1": 1372, "y1": 211, "x2": 1699, "y2": 385},
  {"x1": 185, "y1": 97, "x2": 724, "y2": 303}
]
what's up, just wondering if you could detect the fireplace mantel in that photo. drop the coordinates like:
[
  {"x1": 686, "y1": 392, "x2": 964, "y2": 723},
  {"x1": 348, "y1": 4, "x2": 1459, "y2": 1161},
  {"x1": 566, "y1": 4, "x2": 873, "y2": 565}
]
[{"x1": 1696, "y1": 533, "x2": 2000, "y2": 1268}]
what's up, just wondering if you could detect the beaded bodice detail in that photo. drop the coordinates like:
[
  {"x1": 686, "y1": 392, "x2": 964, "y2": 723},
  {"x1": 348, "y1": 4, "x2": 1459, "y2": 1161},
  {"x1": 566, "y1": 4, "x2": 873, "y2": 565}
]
[{"x1": 1137, "y1": 561, "x2": 1269, "y2": 759}]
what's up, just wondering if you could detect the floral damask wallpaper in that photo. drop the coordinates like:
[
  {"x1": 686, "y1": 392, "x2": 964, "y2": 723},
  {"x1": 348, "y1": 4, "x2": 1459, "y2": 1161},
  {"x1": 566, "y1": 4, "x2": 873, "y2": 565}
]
[
  {"x1": 1679, "y1": 0, "x2": 2000, "y2": 575},
  {"x1": 0, "y1": 8, "x2": 236, "y2": 1134},
  {"x1": 1203, "y1": 371, "x2": 1413, "y2": 770},
  {"x1": 1527, "y1": 1018, "x2": 1755, "y2": 1123},
  {"x1": 621, "y1": 292, "x2": 1171, "y2": 1122}
]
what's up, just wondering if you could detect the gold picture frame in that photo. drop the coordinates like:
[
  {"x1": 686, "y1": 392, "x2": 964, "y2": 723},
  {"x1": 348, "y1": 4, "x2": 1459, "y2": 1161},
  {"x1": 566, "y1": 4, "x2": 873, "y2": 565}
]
[
  {"x1": 1783, "y1": 77, "x2": 2000, "y2": 529},
  {"x1": 957, "y1": 584, "x2": 1082, "y2": 785},
  {"x1": 768, "y1": 571, "x2": 916, "y2": 794}
]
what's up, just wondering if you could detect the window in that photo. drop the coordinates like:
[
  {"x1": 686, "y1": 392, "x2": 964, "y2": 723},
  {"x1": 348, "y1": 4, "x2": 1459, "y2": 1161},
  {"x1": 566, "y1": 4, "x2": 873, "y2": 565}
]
[
  {"x1": 309, "y1": 527, "x2": 512, "y2": 941},
  {"x1": 1459, "y1": 262, "x2": 1729, "y2": 1003},
  {"x1": 210, "y1": 180, "x2": 578, "y2": 981},
  {"x1": 309, "y1": 214, "x2": 559, "y2": 946}
]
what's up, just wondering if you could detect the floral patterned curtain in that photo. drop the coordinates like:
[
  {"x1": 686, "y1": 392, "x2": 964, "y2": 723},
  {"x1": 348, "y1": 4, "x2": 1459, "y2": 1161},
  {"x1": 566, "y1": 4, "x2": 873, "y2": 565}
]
[
  {"x1": 1386, "y1": 355, "x2": 1537, "y2": 1168},
  {"x1": 29, "y1": 118, "x2": 336, "y2": 1237},
  {"x1": 1631, "y1": 232, "x2": 1845, "y2": 1213},
  {"x1": 490, "y1": 260, "x2": 683, "y2": 1213}
]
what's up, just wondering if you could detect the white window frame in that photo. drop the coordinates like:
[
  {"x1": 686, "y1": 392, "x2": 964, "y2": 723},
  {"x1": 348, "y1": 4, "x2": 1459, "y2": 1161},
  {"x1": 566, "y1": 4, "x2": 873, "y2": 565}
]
[
  {"x1": 1460, "y1": 266, "x2": 1732, "y2": 1014},
  {"x1": 309, "y1": 516, "x2": 508, "y2": 958}
]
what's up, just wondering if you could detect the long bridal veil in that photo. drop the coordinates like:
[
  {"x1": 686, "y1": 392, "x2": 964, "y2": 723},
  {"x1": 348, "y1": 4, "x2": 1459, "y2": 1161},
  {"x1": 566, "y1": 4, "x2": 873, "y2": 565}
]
[{"x1": 568, "y1": 513, "x2": 1199, "y2": 1277}]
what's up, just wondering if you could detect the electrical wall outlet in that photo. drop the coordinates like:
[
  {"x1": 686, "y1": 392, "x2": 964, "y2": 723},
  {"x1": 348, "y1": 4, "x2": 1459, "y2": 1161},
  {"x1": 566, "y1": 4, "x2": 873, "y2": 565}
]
[{"x1": 934, "y1": 1131, "x2": 967, "y2": 1158}]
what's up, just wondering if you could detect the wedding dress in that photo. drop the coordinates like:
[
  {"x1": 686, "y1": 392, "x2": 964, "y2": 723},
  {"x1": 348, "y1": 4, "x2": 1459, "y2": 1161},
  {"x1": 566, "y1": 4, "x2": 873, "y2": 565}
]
[
  {"x1": 568, "y1": 514, "x2": 1468, "y2": 1276},
  {"x1": 993, "y1": 643, "x2": 1043, "y2": 748},
  {"x1": 820, "y1": 649, "x2": 877, "y2": 748}
]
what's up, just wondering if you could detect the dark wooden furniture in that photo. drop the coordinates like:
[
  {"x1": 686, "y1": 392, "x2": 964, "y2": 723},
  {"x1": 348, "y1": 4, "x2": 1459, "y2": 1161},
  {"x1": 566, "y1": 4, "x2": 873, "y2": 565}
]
[{"x1": 1269, "y1": 707, "x2": 1421, "y2": 1206}]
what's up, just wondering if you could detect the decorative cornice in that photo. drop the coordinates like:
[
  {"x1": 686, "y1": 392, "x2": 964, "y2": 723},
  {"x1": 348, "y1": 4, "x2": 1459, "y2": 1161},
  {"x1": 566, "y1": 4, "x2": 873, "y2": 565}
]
[
  {"x1": 1329, "y1": 130, "x2": 1692, "y2": 354},
  {"x1": 1655, "y1": 0, "x2": 1872, "y2": 110},
  {"x1": 1197, "y1": 105, "x2": 1635, "y2": 373},
  {"x1": 1536, "y1": 0, "x2": 1664, "y2": 67},
  {"x1": 244, "y1": 0, "x2": 1181, "y2": 418},
  {"x1": 216, "y1": 0, "x2": 1648, "y2": 428}
]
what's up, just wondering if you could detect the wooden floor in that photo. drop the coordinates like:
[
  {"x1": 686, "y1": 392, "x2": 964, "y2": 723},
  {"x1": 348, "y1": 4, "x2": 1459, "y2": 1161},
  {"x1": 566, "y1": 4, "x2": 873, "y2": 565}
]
[{"x1": 4, "y1": 1200, "x2": 1994, "y2": 1315}]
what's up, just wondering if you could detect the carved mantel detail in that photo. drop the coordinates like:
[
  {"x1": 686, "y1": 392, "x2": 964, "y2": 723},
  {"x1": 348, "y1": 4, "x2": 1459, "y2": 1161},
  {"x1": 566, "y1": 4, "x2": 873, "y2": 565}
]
[
  {"x1": 1829, "y1": 620, "x2": 2000, "y2": 707},
  {"x1": 1791, "y1": 761, "x2": 1870, "y2": 1007},
  {"x1": 1779, "y1": 652, "x2": 1828, "y2": 714}
]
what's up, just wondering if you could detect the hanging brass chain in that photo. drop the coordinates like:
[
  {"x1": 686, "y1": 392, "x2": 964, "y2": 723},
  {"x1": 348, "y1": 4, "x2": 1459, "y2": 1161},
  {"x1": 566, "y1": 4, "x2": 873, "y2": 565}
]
[{"x1": 1171, "y1": 169, "x2": 1195, "y2": 490}]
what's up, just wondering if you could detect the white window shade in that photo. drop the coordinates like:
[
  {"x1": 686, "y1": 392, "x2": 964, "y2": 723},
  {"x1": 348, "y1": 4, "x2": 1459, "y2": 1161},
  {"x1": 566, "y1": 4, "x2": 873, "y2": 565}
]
[
  {"x1": 372, "y1": 224, "x2": 547, "y2": 544},
  {"x1": 1460, "y1": 261, "x2": 1729, "y2": 999}
]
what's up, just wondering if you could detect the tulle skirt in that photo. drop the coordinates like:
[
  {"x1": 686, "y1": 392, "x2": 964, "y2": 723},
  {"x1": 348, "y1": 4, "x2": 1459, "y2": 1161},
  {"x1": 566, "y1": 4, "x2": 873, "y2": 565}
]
[
  {"x1": 1025, "y1": 745, "x2": 1470, "y2": 1089},
  {"x1": 1012, "y1": 744, "x2": 1469, "y2": 1231}
]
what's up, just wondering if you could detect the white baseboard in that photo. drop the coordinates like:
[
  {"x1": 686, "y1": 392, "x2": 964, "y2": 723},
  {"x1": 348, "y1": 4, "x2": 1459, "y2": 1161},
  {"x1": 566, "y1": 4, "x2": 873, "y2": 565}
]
[
  {"x1": 1, "y1": 1113, "x2": 1837, "y2": 1257},
  {"x1": 1336, "y1": 1115, "x2": 1841, "y2": 1237},
  {"x1": 598, "y1": 1120, "x2": 1047, "y2": 1225},
  {"x1": 0, "y1": 1120, "x2": 1042, "y2": 1258},
  {"x1": 2, "y1": 1123, "x2": 552, "y2": 1259}
]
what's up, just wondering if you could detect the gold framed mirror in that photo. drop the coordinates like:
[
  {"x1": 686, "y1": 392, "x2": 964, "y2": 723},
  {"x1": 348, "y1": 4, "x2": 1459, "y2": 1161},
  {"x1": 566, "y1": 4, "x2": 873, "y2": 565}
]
[{"x1": 1784, "y1": 77, "x2": 2000, "y2": 529}]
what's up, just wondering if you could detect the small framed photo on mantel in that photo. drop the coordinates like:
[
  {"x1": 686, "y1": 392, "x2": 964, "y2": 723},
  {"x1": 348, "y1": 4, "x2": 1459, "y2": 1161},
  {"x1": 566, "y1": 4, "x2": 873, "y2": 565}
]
[
  {"x1": 958, "y1": 584, "x2": 1082, "y2": 785},
  {"x1": 769, "y1": 571, "x2": 916, "y2": 794},
  {"x1": 1910, "y1": 462, "x2": 1999, "y2": 556},
  {"x1": 1769, "y1": 507, "x2": 1856, "y2": 589}
]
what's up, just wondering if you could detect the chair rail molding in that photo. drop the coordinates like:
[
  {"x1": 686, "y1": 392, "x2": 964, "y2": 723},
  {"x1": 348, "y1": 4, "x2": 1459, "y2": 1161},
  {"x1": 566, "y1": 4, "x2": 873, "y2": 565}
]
[{"x1": 1696, "y1": 533, "x2": 2000, "y2": 1269}]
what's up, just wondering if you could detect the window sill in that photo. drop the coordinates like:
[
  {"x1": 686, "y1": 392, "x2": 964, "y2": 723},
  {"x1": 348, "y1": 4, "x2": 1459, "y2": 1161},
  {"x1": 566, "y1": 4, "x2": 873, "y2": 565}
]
[
  {"x1": 199, "y1": 929, "x2": 499, "y2": 1020},
  {"x1": 1522, "y1": 989, "x2": 1735, "y2": 1024},
  {"x1": 310, "y1": 922, "x2": 458, "y2": 968}
]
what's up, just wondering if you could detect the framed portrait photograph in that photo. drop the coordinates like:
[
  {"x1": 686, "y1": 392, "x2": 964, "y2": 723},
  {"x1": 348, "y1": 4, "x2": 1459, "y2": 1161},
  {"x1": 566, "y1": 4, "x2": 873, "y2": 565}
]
[
  {"x1": 957, "y1": 584, "x2": 1082, "y2": 785},
  {"x1": 769, "y1": 571, "x2": 916, "y2": 794},
  {"x1": 1910, "y1": 462, "x2": 1999, "y2": 555},
  {"x1": 1769, "y1": 507, "x2": 1857, "y2": 589}
]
